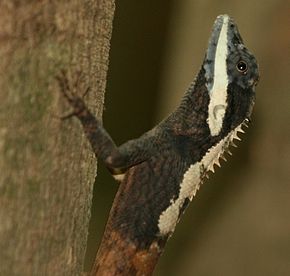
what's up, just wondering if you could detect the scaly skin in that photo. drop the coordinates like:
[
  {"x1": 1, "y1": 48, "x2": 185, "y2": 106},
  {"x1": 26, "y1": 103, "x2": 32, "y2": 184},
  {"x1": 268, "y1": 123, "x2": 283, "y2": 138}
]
[{"x1": 58, "y1": 14, "x2": 259, "y2": 276}]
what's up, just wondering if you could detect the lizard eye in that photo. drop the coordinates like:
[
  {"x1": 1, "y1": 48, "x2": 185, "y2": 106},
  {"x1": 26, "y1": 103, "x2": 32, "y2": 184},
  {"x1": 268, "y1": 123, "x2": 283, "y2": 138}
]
[{"x1": 236, "y1": 60, "x2": 248, "y2": 74}]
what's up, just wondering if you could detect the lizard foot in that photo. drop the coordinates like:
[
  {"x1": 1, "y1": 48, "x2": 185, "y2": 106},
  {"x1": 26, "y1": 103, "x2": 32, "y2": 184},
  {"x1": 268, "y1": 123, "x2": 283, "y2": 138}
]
[{"x1": 56, "y1": 69, "x2": 90, "y2": 120}]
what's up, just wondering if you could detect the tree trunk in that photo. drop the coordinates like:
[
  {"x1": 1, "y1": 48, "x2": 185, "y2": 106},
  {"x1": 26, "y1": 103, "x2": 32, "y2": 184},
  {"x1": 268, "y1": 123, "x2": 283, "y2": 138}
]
[{"x1": 0, "y1": 1, "x2": 115, "y2": 275}]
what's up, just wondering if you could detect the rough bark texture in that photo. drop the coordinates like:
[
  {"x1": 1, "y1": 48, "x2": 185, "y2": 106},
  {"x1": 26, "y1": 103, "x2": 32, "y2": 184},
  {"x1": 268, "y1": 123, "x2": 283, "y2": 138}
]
[{"x1": 0, "y1": 0, "x2": 115, "y2": 275}]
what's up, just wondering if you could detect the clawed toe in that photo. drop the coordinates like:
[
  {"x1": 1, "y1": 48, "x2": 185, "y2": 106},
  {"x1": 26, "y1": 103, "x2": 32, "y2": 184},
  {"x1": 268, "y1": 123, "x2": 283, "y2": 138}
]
[{"x1": 56, "y1": 69, "x2": 90, "y2": 119}]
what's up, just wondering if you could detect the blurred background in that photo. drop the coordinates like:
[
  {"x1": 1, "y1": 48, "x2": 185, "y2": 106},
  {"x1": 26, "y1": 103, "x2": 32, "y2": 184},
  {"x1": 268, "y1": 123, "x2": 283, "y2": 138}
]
[{"x1": 85, "y1": 1, "x2": 290, "y2": 275}]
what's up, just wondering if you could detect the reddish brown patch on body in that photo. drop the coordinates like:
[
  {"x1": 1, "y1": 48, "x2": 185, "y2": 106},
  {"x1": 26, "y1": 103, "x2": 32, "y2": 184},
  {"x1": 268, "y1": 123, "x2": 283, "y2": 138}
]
[{"x1": 91, "y1": 231, "x2": 161, "y2": 276}]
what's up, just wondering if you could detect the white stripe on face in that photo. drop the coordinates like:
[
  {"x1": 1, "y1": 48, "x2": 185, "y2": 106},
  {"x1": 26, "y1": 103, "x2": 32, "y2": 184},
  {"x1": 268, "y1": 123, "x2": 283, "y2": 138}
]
[{"x1": 207, "y1": 15, "x2": 229, "y2": 136}]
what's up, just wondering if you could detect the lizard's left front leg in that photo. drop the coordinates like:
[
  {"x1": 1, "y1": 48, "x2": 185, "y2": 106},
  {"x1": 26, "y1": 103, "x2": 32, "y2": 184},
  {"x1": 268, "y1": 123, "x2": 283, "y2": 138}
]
[{"x1": 57, "y1": 75, "x2": 153, "y2": 176}]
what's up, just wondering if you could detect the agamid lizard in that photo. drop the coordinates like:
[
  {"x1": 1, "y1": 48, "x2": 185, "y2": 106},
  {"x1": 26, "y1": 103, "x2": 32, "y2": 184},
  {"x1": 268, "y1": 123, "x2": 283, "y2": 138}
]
[{"x1": 58, "y1": 14, "x2": 259, "y2": 276}]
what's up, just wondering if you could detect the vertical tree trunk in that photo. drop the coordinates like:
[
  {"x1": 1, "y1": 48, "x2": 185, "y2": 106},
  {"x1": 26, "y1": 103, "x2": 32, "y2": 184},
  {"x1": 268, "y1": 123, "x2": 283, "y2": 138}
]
[{"x1": 0, "y1": 1, "x2": 115, "y2": 275}]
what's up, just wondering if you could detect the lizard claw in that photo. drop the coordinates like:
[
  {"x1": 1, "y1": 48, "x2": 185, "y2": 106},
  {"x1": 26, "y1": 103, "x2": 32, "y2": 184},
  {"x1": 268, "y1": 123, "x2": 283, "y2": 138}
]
[
  {"x1": 56, "y1": 69, "x2": 90, "y2": 119},
  {"x1": 58, "y1": 111, "x2": 81, "y2": 120}
]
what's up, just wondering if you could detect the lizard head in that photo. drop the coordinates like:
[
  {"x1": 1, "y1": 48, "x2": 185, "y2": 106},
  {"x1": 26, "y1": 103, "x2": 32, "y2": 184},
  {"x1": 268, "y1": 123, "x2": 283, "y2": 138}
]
[{"x1": 203, "y1": 14, "x2": 259, "y2": 137}]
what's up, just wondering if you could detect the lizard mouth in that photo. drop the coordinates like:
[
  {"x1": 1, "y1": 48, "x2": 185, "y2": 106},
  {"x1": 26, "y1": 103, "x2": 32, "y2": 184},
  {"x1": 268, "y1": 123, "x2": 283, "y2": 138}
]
[
  {"x1": 206, "y1": 14, "x2": 243, "y2": 60},
  {"x1": 203, "y1": 15, "x2": 234, "y2": 136},
  {"x1": 203, "y1": 14, "x2": 243, "y2": 91}
]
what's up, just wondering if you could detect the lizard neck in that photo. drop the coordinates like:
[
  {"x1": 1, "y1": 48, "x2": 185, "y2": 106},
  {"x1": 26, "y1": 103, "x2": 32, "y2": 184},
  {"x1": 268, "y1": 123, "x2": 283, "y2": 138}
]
[{"x1": 162, "y1": 67, "x2": 211, "y2": 139}]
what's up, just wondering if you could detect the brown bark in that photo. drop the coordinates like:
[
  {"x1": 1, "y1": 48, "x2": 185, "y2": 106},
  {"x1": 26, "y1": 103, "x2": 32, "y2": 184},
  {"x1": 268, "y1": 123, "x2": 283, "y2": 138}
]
[{"x1": 0, "y1": 0, "x2": 115, "y2": 275}]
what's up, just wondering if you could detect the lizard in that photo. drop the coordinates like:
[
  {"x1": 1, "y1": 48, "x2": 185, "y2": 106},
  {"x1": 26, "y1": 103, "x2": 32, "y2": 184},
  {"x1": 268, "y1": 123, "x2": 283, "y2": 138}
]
[{"x1": 57, "y1": 14, "x2": 259, "y2": 276}]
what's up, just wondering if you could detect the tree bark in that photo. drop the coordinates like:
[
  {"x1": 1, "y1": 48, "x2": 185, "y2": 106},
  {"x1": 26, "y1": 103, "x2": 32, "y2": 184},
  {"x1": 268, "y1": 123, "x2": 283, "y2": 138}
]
[{"x1": 0, "y1": 1, "x2": 115, "y2": 275}]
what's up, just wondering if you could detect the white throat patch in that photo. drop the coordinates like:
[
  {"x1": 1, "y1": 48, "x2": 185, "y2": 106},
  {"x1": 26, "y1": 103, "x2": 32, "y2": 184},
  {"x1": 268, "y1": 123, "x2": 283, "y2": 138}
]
[
  {"x1": 207, "y1": 15, "x2": 229, "y2": 136},
  {"x1": 158, "y1": 121, "x2": 247, "y2": 236}
]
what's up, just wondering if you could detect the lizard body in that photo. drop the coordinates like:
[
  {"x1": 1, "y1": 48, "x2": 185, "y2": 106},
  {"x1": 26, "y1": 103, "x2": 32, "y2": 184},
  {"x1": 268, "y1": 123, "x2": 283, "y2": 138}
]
[{"x1": 58, "y1": 14, "x2": 259, "y2": 276}]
